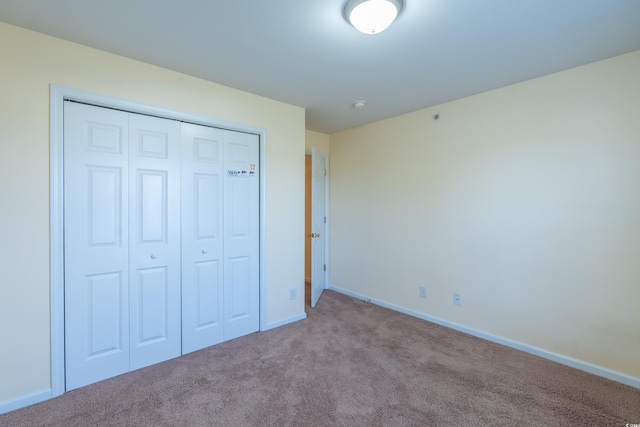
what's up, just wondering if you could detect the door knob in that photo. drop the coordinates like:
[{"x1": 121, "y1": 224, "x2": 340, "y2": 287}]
[
  {"x1": 150, "y1": 254, "x2": 158, "y2": 259},
  {"x1": 308, "y1": 232, "x2": 320, "y2": 238},
  {"x1": 201, "y1": 249, "x2": 208, "y2": 254}
]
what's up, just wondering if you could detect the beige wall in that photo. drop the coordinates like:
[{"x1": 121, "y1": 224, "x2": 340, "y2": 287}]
[
  {"x1": 0, "y1": 22, "x2": 305, "y2": 404},
  {"x1": 305, "y1": 130, "x2": 330, "y2": 154},
  {"x1": 329, "y1": 50, "x2": 640, "y2": 379}
]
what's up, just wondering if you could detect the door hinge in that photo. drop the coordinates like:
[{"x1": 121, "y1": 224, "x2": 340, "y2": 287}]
[
  {"x1": 323, "y1": 169, "x2": 327, "y2": 176},
  {"x1": 323, "y1": 264, "x2": 326, "y2": 271},
  {"x1": 324, "y1": 216, "x2": 326, "y2": 224}
]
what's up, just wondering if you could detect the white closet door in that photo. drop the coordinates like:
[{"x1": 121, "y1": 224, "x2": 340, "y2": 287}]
[
  {"x1": 181, "y1": 123, "x2": 225, "y2": 354},
  {"x1": 223, "y1": 130, "x2": 260, "y2": 340},
  {"x1": 128, "y1": 113, "x2": 182, "y2": 370},
  {"x1": 64, "y1": 102, "x2": 130, "y2": 390},
  {"x1": 65, "y1": 101, "x2": 261, "y2": 389}
]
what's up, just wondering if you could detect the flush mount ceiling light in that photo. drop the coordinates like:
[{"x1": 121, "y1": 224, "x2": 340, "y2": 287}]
[
  {"x1": 344, "y1": 0, "x2": 404, "y2": 34},
  {"x1": 353, "y1": 100, "x2": 367, "y2": 109}
]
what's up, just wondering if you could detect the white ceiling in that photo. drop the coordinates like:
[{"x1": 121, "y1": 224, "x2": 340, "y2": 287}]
[{"x1": 2, "y1": 0, "x2": 640, "y2": 134}]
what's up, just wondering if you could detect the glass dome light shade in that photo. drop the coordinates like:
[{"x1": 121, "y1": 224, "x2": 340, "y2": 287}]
[{"x1": 345, "y1": 0, "x2": 403, "y2": 34}]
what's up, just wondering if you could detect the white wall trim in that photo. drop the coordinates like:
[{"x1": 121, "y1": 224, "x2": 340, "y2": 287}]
[
  {"x1": 0, "y1": 389, "x2": 51, "y2": 415},
  {"x1": 50, "y1": 86, "x2": 66, "y2": 398},
  {"x1": 258, "y1": 115, "x2": 268, "y2": 334},
  {"x1": 50, "y1": 84, "x2": 268, "y2": 400},
  {"x1": 328, "y1": 284, "x2": 640, "y2": 390},
  {"x1": 323, "y1": 155, "x2": 329, "y2": 291},
  {"x1": 263, "y1": 312, "x2": 307, "y2": 331}
]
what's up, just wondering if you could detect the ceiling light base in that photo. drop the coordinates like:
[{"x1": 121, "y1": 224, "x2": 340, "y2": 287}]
[
  {"x1": 353, "y1": 100, "x2": 367, "y2": 109},
  {"x1": 344, "y1": 0, "x2": 404, "y2": 35}
]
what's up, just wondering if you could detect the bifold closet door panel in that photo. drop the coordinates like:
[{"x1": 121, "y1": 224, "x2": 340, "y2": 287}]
[
  {"x1": 181, "y1": 123, "x2": 225, "y2": 354},
  {"x1": 223, "y1": 130, "x2": 260, "y2": 341},
  {"x1": 64, "y1": 101, "x2": 261, "y2": 390},
  {"x1": 64, "y1": 102, "x2": 131, "y2": 391},
  {"x1": 128, "y1": 113, "x2": 182, "y2": 371}
]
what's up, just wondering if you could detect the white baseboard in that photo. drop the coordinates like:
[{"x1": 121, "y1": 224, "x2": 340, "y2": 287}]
[
  {"x1": 3, "y1": 288, "x2": 635, "y2": 416},
  {"x1": 0, "y1": 388, "x2": 51, "y2": 415},
  {"x1": 328, "y1": 284, "x2": 640, "y2": 390},
  {"x1": 262, "y1": 312, "x2": 307, "y2": 331}
]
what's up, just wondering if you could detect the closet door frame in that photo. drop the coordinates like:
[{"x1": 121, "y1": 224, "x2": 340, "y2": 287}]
[{"x1": 49, "y1": 84, "x2": 267, "y2": 397}]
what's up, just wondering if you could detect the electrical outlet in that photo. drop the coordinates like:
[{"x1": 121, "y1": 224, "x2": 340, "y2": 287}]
[
  {"x1": 453, "y1": 293, "x2": 461, "y2": 306},
  {"x1": 419, "y1": 286, "x2": 427, "y2": 298},
  {"x1": 289, "y1": 288, "x2": 297, "y2": 300}
]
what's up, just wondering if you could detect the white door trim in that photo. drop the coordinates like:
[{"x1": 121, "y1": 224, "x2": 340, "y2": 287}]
[
  {"x1": 323, "y1": 155, "x2": 330, "y2": 292},
  {"x1": 50, "y1": 84, "x2": 268, "y2": 397}
]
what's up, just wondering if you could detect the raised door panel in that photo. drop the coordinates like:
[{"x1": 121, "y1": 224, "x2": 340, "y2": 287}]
[
  {"x1": 181, "y1": 123, "x2": 224, "y2": 353},
  {"x1": 134, "y1": 267, "x2": 170, "y2": 343},
  {"x1": 194, "y1": 260, "x2": 221, "y2": 325},
  {"x1": 228, "y1": 256, "x2": 250, "y2": 318},
  {"x1": 129, "y1": 113, "x2": 182, "y2": 370},
  {"x1": 85, "y1": 272, "x2": 124, "y2": 355},
  {"x1": 223, "y1": 130, "x2": 260, "y2": 341},
  {"x1": 64, "y1": 102, "x2": 130, "y2": 391}
]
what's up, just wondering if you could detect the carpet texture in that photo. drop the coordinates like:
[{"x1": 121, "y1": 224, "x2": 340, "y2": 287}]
[{"x1": 2, "y1": 290, "x2": 639, "y2": 426}]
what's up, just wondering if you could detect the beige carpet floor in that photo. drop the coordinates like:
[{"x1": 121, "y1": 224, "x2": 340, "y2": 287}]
[{"x1": 1, "y1": 290, "x2": 639, "y2": 426}]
